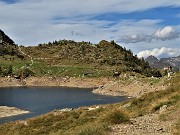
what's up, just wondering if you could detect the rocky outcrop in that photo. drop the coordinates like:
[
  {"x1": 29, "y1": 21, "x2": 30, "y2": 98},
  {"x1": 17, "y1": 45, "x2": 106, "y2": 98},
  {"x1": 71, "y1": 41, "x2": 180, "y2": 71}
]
[
  {"x1": 0, "y1": 29, "x2": 19, "y2": 56},
  {"x1": 0, "y1": 29, "x2": 15, "y2": 45},
  {"x1": 146, "y1": 55, "x2": 159, "y2": 65}
]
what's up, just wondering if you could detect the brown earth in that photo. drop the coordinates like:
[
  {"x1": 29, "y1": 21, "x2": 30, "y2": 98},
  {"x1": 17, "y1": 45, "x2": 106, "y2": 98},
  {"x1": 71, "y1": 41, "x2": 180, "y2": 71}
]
[
  {"x1": 0, "y1": 76, "x2": 109, "y2": 88},
  {"x1": 93, "y1": 78, "x2": 168, "y2": 98}
]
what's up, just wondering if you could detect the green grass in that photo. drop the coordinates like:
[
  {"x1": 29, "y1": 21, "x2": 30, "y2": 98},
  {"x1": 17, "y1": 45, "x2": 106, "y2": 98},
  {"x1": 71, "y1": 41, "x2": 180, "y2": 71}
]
[
  {"x1": 0, "y1": 55, "x2": 113, "y2": 78},
  {"x1": 74, "y1": 123, "x2": 109, "y2": 135}
]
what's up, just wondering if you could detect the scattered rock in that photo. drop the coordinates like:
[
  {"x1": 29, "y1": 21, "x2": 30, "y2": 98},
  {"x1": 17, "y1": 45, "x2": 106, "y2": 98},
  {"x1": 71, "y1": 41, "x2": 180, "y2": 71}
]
[
  {"x1": 88, "y1": 106, "x2": 100, "y2": 111},
  {"x1": 159, "y1": 105, "x2": 168, "y2": 114},
  {"x1": 93, "y1": 78, "x2": 167, "y2": 98},
  {"x1": 60, "y1": 108, "x2": 74, "y2": 112},
  {"x1": 110, "y1": 113, "x2": 175, "y2": 135}
]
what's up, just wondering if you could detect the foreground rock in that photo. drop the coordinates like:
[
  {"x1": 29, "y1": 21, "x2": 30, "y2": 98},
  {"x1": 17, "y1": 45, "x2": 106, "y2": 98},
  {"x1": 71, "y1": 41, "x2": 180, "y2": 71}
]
[{"x1": 0, "y1": 106, "x2": 29, "y2": 118}]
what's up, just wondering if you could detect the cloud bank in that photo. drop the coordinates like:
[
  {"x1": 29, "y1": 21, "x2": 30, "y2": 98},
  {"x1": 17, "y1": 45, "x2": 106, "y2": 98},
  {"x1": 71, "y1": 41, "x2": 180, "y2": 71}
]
[
  {"x1": 118, "y1": 26, "x2": 180, "y2": 43},
  {"x1": 137, "y1": 47, "x2": 180, "y2": 58},
  {"x1": 0, "y1": 0, "x2": 179, "y2": 57},
  {"x1": 154, "y1": 26, "x2": 179, "y2": 40}
]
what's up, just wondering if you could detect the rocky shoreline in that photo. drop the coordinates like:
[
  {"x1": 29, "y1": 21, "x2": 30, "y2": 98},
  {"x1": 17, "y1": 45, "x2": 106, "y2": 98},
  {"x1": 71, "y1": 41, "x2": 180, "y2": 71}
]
[
  {"x1": 92, "y1": 79, "x2": 167, "y2": 98},
  {"x1": 0, "y1": 76, "x2": 109, "y2": 89},
  {"x1": 0, "y1": 76, "x2": 168, "y2": 119},
  {"x1": 0, "y1": 106, "x2": 29, "y2": 118},
  {"x1": 0, "y1": 76, "x2": 167, "y2": 98}
]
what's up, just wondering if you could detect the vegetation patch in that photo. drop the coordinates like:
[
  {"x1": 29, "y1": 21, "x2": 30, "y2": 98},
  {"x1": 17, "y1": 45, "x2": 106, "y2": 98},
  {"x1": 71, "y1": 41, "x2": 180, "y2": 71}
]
[{"x1": 102, "y1": 109, "x2": 130, "y2": 124}]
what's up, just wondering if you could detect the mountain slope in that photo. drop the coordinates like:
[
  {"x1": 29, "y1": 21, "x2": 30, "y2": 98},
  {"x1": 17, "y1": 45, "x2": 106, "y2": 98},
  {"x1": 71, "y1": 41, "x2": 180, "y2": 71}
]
[
  {"x1": 160, "y1": 55, "x2": 180, "y2": 69},
  {"x1": 21, "y1": 40, "x2": 157, "y2": 76}
]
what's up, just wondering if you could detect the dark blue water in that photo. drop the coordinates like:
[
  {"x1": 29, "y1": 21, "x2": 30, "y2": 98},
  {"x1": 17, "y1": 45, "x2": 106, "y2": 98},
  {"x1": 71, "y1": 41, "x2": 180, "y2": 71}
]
[{"x1": 0, "y1": 87, "x2": 128, "y2": 124}]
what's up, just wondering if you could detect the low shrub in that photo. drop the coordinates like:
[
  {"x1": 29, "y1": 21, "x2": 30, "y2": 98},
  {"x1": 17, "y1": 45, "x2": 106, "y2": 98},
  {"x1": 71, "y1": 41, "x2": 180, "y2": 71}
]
[
  {"x1": 102, "y1": 109, "x2": 130, "y2": 124},
  {"x1": 77, "y1": 124, "x2": 109, "y2": 135}
]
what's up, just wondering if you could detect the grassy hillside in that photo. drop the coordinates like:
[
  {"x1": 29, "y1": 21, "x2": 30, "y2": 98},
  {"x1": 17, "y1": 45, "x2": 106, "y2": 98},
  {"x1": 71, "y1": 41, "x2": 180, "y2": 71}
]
[
  {"x1": 22, "y1": 40, "x2": 145, "y2": 67},
  {"x1": 8, "y1": 40, "x2": 160, "y2": 78},
  {"x1": 0, "y1": 28, "x2": 162, "y2": 78}
]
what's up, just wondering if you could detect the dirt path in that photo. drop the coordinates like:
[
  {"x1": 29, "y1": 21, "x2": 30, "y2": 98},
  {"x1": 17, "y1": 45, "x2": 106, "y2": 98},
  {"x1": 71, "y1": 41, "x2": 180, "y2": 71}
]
[{"x1": 18, "y1": 46, "x2": 34, "y2": 66}]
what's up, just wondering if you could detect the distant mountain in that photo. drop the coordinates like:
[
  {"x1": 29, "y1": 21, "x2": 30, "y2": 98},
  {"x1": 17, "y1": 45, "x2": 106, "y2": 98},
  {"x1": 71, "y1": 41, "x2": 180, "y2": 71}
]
[
  {"x1": 145, "y1": 55, "x2": 159, "y2": 66},
  {"x1": 146, "y1": 55, "x2": 180, "y2": 70},
  {"x1": 160, "y1": 55, "x2": 180, "y2": 69}
]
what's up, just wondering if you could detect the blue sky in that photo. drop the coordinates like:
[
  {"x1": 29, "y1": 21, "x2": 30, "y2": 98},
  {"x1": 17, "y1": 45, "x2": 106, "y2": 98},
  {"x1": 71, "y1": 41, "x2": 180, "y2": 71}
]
[
  {"x1": 92, "y1": 6, "x2": 180, "y2": 25},
  {"x1": 0, "y1": 0, "x2": 179, "y2": 58}
]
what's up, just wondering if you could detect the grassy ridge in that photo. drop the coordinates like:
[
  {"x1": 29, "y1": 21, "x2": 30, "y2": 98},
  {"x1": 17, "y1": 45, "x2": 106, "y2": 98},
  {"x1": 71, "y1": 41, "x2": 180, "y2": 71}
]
[
  {"x1": 0, "y1": 40, "x2": 162, "y2": 78},
  {"x1": 23, "y1": 40, "x2": 149, "y2": 74}
]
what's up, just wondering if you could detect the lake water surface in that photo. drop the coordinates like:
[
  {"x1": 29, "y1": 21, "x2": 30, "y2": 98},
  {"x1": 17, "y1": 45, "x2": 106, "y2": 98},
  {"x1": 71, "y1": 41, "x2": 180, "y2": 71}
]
[{"x1": 0, "y1": 87, "x2": 128, "y2": 124}]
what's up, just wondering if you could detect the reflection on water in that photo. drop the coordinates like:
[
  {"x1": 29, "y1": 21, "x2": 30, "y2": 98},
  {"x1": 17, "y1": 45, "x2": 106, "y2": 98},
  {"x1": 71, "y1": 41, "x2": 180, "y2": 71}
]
[{"x1": 0, "y1": 87, "x2": 128, "y2": 124}]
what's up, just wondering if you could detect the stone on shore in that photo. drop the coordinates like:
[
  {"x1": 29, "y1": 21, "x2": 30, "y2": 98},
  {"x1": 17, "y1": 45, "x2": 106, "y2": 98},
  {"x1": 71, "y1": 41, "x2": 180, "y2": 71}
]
[{"x1": 0, "y1": 106, "x2": 29, "y2": 118}]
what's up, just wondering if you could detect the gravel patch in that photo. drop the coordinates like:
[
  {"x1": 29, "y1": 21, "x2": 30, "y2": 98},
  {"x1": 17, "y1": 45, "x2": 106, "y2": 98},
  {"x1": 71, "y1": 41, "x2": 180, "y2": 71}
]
[{"x1": 109, "y1": 113, "x2": 175, "y2": 135}]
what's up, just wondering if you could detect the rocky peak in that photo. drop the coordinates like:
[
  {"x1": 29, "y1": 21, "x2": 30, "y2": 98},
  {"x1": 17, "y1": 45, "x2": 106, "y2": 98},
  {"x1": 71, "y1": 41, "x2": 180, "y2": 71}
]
[{"x1": 146, "y1": 55, "x2": 159, "y2": 64}]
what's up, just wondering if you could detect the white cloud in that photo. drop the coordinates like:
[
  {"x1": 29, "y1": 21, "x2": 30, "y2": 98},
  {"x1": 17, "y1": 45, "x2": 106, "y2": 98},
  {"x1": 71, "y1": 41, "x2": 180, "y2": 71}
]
[
  {"x1": 1, "y1": 0, "x2": 180, "y2": 16},
  {"x1": 154, "y1": 26, "x2": 179, "y2": 40},
  {"x1": 113, "y1": 19, "x2": 161, "y2": 44},
  {"x1": 137, "y1": 47, "x2": 180, "y2": 58}
]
